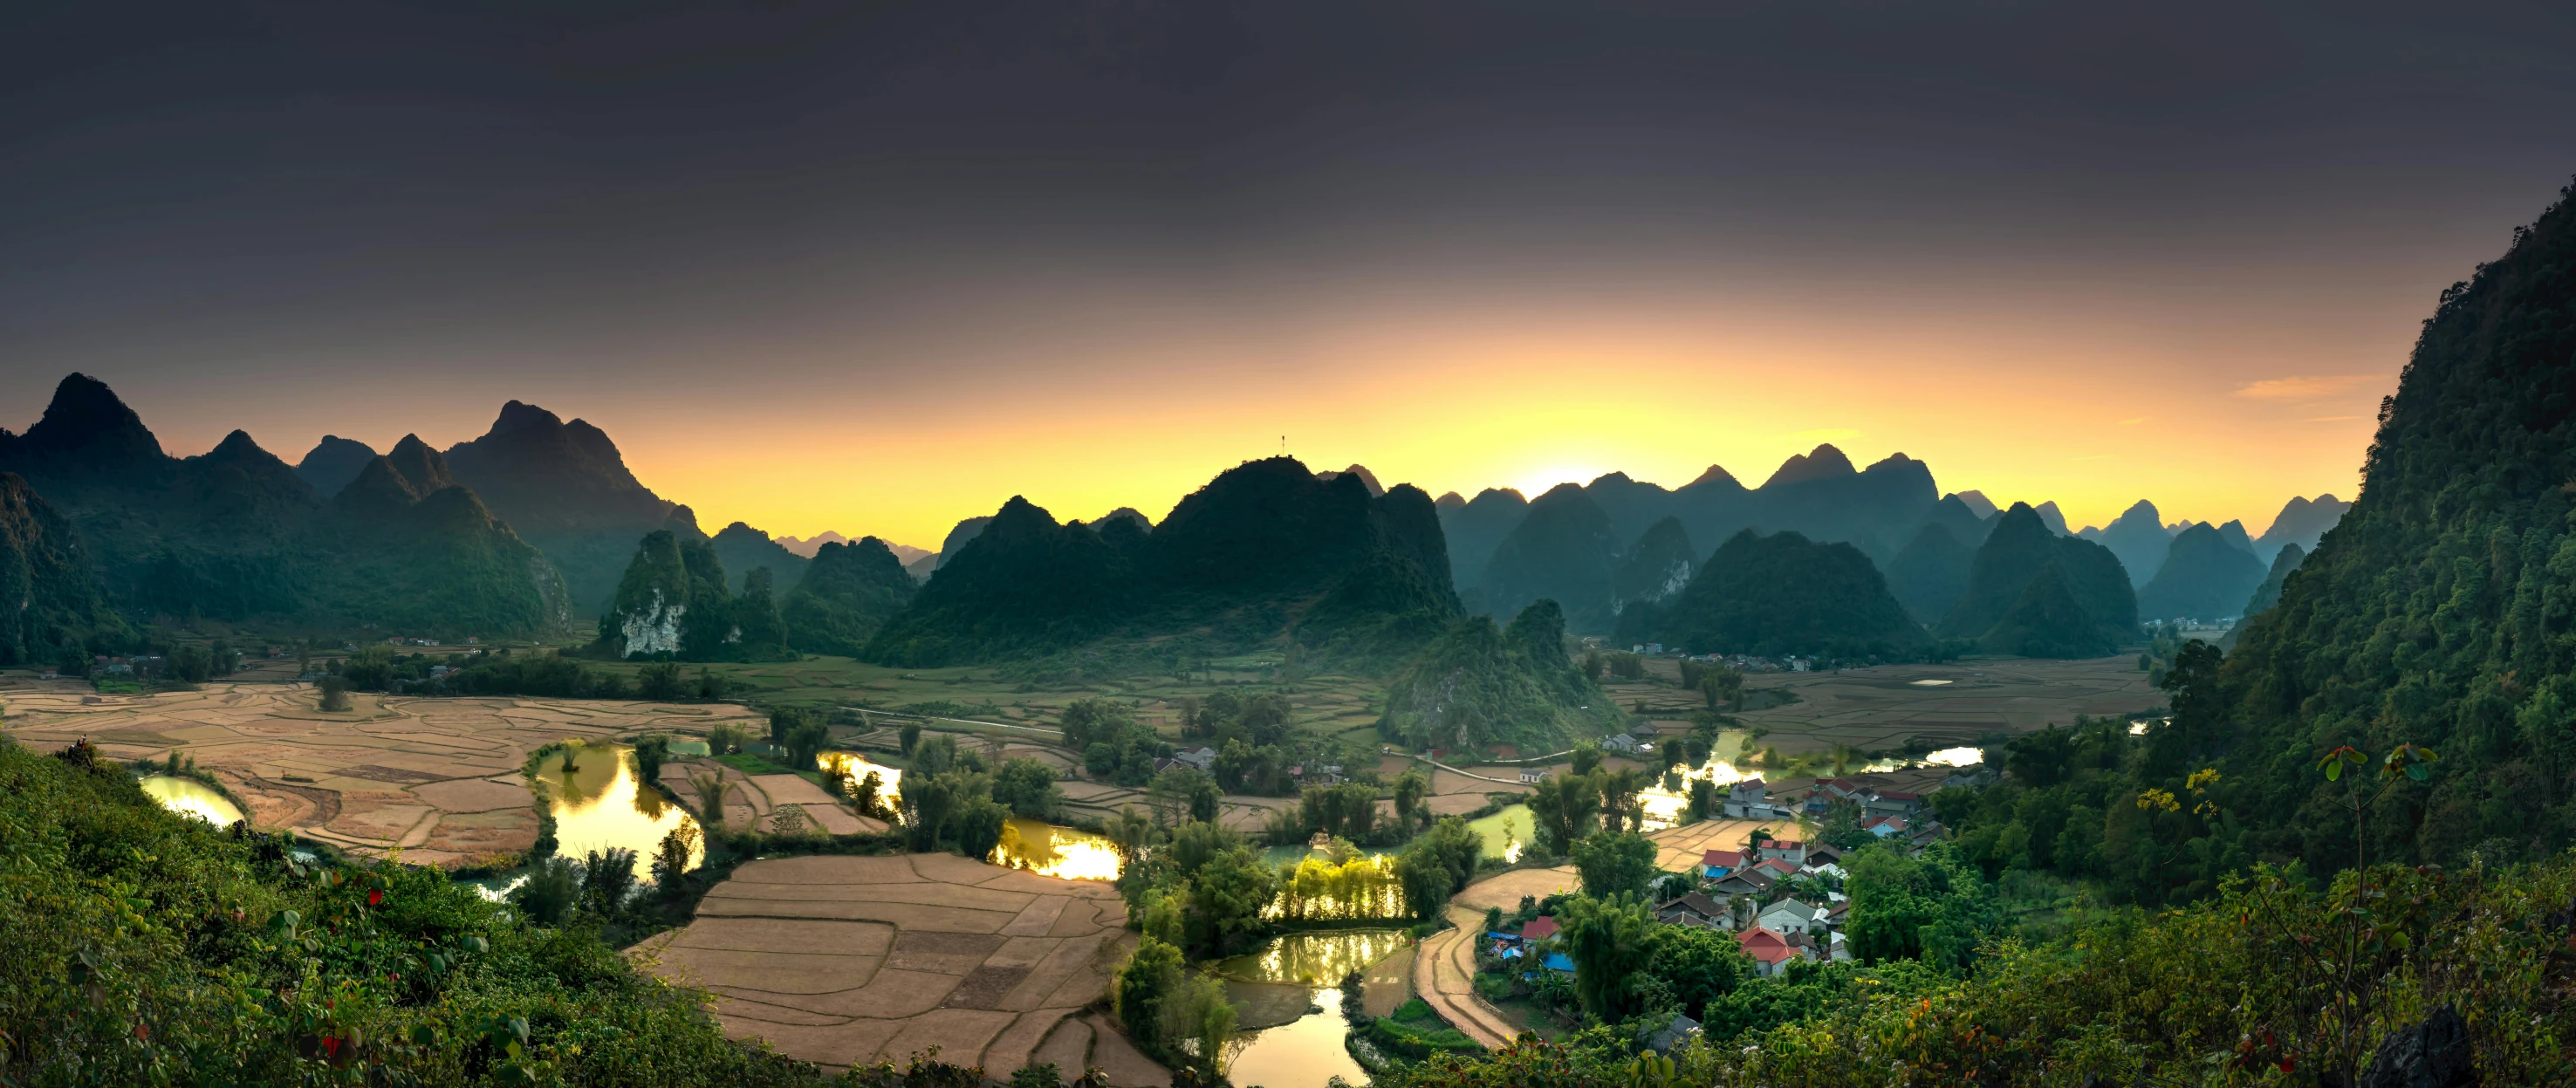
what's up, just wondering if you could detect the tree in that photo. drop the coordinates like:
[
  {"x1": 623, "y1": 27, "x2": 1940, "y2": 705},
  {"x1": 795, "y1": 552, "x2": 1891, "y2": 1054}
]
[
  {"x1": 632, "y1": 734, "x2": 672, "y2": 786},
  {"x1": 1571, "y1": 743, "x2": 1604, "y2": 777},
  {"x1": 511, "y1": 856, "x2": 580, "y2": 926},
  {"x1": 650, "y1": 823, "x2": 699, "y2": 896},
  {"x1": 901, "y1": 774, "x2": 960, "y2": 852},
  {"x1": 1556, "y1": 893, "x2": 1666, "y2": 1022},
  {"x1": 1598, "y1": 768, "x2": 1648, "y2": 833},
  {"x1": 316, "y1": 675, "x2": 352, "y2": 713},
  {"x1": 690, "y1": 772, "x2": 730, "y2": 830},
  {"x1": 783, "y1": 719, "x2": 830, "y2": 772},
  {"x1": 1529, "y1": 772, "x2": 1600, "y2": 858},
  {"x1": 1114, "y1": 936, "x2": 1186, "y2": 1056},
  {"x1": 1393, "y1": 769, "x2": 1430, "y2": 831},
  {"x1": 1189, "y1": 777, "x2": 1222, "y2": 825},
  {"x1": 638, "y1": 661, "x2": 685, "y2": 701},
  {"x1": 954, "y1": 796, "x2": 1010, "y2": 860},
  {"x1": 1183, "y1": 848, "x2": 1279, "y2": 958},
  {"x1": 766, "y1": 706, "x2": 808, "y2": 747},
  {"x1": 992, "y1": 757, "x2": 1064, "y2": 819},
  {"x1": 845, "y1": 770, "x2": 887, "y2": 819},
  {"x1": 898, "y1": 721, "x2": 922, "y2": 756},
  {"x1": 1650, "y1": 924, "x2": 1752, "y2": 1021},
  {"x1": 1572, "y1": 831, "x2": 1658, "y2": 900},
  {"x1": 1659, "y1": 738, "x2": 1684, "y2": 769}
]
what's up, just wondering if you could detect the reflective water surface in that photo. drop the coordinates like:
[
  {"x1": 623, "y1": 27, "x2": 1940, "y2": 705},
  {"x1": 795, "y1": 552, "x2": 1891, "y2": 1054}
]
[
  {"x1": 1216, "y1": 928, "x2": 1415, "y2": 1088},
  {"x1": 140, "y1": 775, "x2": 245, "y2": 825},
  {"x1": 536, "y1": 742, "x2": 703, "y2": 880},
  {"x1": 994, "y1": 817, "x2": 1121, "y2": 880}
]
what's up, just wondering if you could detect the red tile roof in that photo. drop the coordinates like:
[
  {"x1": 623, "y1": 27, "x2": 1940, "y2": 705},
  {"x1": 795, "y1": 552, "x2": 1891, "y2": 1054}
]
[
  {"x1": 1702, "y1": 849, "x2": 1746, "y2": 868},
  {"x1": 1520, "y1": 916, "x2": 1559, "y2": 941},
  {"x1": 1734, "y1": 926, "x2": 1800, "y2": 965}
]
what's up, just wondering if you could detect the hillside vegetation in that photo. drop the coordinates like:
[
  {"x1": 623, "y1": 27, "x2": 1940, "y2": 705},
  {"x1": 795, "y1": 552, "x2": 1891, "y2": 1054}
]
[
  {"x1": 864, "y1": 457, "x2": 1458, "y2": 669},
  {"x1": 1620, "y1": 529, "x2": 1929, "y2": 660}
]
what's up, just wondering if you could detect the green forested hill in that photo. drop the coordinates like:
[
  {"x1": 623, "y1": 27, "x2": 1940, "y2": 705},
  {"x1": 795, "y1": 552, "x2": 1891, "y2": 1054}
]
[
  {"x1": 1624, "y1": 528, "x2": 1928, "y2": 659},
  {"x1": 1607, "y1": 515, "x2": 1695, "y2": 619},
  {"x1": 442, "y1": 400, "x2": 704, "y2": 617},
  {"x1": 2217, "y1": 182, "x2": 2576, "y2": 870},
  {"x1": 1885, "y1": 521, "x2": 1975, "y2": 625},
  {"x1": 862, "y1": 458, "x2": 1458, "y2": 668},
  {"x1": 0, "y1": 473, "x2": 125, "y2": 664},
  {"x1": 1474, "y1": 482, "x2": 1622, "y2": 633},
  {"x1": 2134, "y1": 521, "x2": 2266, "y2": 622},
  {"x1": 782, "y1": 537, "x2": 918, "y2": 656},
  {"x1": 0, "y1": 377, "x2": 565, "y2": 636},
  {"x1": 1379, "y1": 599, "x2": 1620, "y2": 751},
  {"x1": 1938, "y1": 503, "x2": 2136, "y2": 656}
]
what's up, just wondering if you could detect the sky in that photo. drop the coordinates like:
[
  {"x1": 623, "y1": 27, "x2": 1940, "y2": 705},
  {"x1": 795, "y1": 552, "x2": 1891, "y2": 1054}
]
[{"x1": 4, "y1": 1, "x2": 2573, "y2": 547}]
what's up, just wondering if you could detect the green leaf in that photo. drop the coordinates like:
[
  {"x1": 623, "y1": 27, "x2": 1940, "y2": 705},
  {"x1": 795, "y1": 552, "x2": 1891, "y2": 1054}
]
[
  {"x1": 2408, "y1": 765, "x2": 2430, "y2": 781},
  {"x1": 2325, "y1": 762, "x2": 2343, "y2": 781},
  {"x1": 413, "y1": 1024, "x2": 436, "y2": 1047}
]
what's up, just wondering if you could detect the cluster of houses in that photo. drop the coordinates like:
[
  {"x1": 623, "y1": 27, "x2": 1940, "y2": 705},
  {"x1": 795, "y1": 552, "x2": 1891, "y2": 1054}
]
[{"x1": 1721, "y1": 776, "x2": 1936, "y2": 838}]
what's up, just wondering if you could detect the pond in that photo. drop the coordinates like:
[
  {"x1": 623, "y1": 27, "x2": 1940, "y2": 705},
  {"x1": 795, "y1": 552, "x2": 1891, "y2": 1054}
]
[
  {"x1": 1214, "y1": 928, "x2": 1414, "y2": 1088},
  {"x1": 527, "y1": 742, "x2": 704, "y2": 886},
  {"x1": 140, "y1": 775, "x2": 245, "y2": 825},
  {"x1": 994, "y1": 817, "x2": 1120, "y2": 881},
  {"x1": 819, "y1": 751, "x2": 906, "y2": 804},
  {"x1": 1466, "y1": 805, "x2": 1530, "y2": 862}
]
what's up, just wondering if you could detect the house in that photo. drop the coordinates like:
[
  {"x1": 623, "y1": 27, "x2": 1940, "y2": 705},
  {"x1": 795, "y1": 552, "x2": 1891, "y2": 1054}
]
[
  {"x1": 1656, "y1": 893, "x2": 1730, "y2": 927},
  {"x1": 1487, "y1": 933, "x2": 1524, "y2": 960},
  {"x1": 1758, "y1": 838, "x2": 1808, "y2": 865},
  {"x1": 1757, "y1": 899, "x2": 1827, "y2": 935},
  {"x1": 1520, "y1": 916, "x2": 1559, "y2": 942},
  {"x1": 1749, "y1": 857, "x2": 1798, "y2": 880},
  {"x1": 1709, "y1": 866, "x2": 1777, "y2": 900},
  {"x1": 1805, "y1": 843, "x2": 1845, "y2": 868},
  {"x1": 1723, "y1": 778, "x2": 1775, "y2": 818},
  {"x1": 1600, "y1": 734, "x2": 1642, "y2": 755},
  {"x1": 1864, "y1": 816, "x2": 1908, "y2": 838},
  {"x1": 1733, "y1": 926, "x2": 1808, "y2": 976},
  {"x1": 1538, "y1": 952, "x2": 1575, "y2": 975},
  {"x1": 1828, "y1": 930, "x2": 1853, "y2": 961},
  {"x1": 1865, "y1": 790, "x2": 1925, "y2": 818},
  {"x1": 1519, "y1": 768, "x2": 1546, "y2": 784},
  {"x1": 1700, "y1": 848, "x2": 1746, "y2": 879},
  {"x1": 1171, "y1": 746, "x2": 1216, "y2": 772}
]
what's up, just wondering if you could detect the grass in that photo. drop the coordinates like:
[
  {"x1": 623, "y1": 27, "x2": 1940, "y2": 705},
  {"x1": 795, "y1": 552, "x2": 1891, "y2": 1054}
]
[{"x1": 715, "y1": 752, "x2": 796, "y2": 777}]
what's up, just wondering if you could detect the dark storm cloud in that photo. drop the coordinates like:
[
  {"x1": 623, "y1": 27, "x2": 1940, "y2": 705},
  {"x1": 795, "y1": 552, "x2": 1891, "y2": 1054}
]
[{"x1": 2, "y1": 0, "x2": 2572, "y2": 393}]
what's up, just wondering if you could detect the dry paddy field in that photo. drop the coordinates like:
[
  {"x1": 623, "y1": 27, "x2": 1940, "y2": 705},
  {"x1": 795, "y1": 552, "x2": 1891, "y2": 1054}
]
[
  {"x1": 0, "y1": 680, "x2": 766, "y2": 866},
  {"x1": 1607, "y1": 654, "x2": 2162, "y2": 756},
  {"x1": 632, "y1": 853, "x2": 1161, "y2": 1083}
]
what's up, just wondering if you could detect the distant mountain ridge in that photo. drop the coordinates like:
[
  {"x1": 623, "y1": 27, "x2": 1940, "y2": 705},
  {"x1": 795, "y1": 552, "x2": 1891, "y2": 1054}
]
[
  {"x1": 863, "y1": 456, "x2": 1457, "y2": 668},
  {"x1": 0, "y1": 374, "x2": 565, "y2": 634},
  {"x1": 440, "y1": 400, "x2": 702, "y2": 617}
]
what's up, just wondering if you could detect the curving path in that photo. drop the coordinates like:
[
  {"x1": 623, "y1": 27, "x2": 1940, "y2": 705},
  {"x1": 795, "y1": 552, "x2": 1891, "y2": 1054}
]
[{"x1": 1412, "y1": 904, "x2": 1521, "y2": 1050}]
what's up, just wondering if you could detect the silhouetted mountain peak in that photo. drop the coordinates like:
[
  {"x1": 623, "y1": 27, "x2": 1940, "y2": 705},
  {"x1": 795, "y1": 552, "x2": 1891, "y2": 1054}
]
[
  {"x1": 1684, "y1": 463, "x2": 1744, "y2": 490},
  {"x1": 489, "y1": 400, "x2": 564, "y2": 437},
  {"x1": 1949, "y1": 490, "x2": 1998, "y2": 518},
  {"x1": 20, "y1": 373, "x2": 164, "y2": 468},
  {"x1": 294, "y1": 435, "x2": 377, "y2": 497},
  {"x1": 384, "y1": 435, "x2": 456, "y2": 495},
  {"x1": 203, "y1": 430, "x2": 271, "y2": 464},
  {"x1": 1317, "y1": 463, "x2": 1385, "y2": 496},
  {"x1": 1435, "y1": 491, "x2": 1466, "y2": 510},
  {"x1": 1763, "y1": 443, "x2": 1857, "y2": 489}
]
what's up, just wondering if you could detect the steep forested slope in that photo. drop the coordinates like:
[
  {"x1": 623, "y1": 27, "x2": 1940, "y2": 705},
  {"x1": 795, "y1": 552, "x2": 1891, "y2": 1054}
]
[
  {"x1": 1608, "y1": 516, "x2": 1695, "y2": 619},
  {"x1": 2221, "y1": 182, "x2": 2576, "y2": 868},
  {"x1": 1378, "y1": 599, "x2": 1620, "y2": 752},
  {"x1": 1938, "y1": 503, "x2": 2136, "y2": 656},
  {"x1": 0, "y1": 473, "x2": 125, "y2": 664},
  {"x1": 443, "y1": 401, "x2": 702, "y2": 616},
  {"x1": 1885, "y1": 521, "x2": 1975, "y2": 625},
  {"x1": 782, "y1": 537, "x2": 918, "y2": 655},
  {"x1": 0, "y1": 377, "x2": 564, "y2": 634},
  {"x1": 1475, "y1": 482, "x2": 1621, "y2": 633}
]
